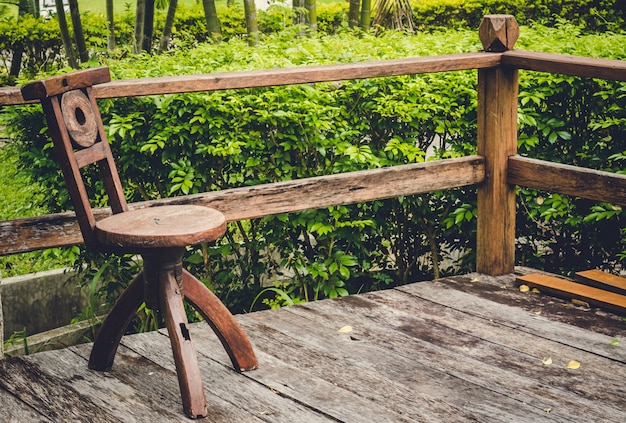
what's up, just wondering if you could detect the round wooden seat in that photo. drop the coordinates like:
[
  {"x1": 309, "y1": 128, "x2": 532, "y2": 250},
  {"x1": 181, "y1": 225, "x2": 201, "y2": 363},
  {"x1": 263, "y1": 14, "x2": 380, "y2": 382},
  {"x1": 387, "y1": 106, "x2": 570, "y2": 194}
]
[{"x1": 95, "y1": 205, "x2": 226, "y2": 250}]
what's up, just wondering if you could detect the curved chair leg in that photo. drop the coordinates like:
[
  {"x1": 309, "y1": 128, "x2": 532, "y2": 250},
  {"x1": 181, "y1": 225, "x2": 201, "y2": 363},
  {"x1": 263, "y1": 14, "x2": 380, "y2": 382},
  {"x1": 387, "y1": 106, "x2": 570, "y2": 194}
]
[
  {"x1": 159, "y1": 265, "x2": 207, "y2": 419},
  {"x1": 182, "y1": 269, "x2": 259, "y2": 372},
  {"x1": 88, "y1": 271, "x2": 145, "y2": 371}
]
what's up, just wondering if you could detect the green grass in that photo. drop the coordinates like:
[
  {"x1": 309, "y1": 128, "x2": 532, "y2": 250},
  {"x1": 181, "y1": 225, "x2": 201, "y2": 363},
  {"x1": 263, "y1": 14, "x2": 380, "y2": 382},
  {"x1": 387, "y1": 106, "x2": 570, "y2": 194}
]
[
  {"x1": 0, "y1": 145, "x2": 46, "y2": 222},
  {"x1": 0, "y1": 145, "x2": 74, "y2": 277}
]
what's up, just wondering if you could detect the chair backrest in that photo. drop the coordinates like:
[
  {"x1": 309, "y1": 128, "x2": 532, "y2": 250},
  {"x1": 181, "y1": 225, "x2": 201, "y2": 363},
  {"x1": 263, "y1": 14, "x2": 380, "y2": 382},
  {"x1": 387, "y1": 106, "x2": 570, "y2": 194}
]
[{"x1": 21, "y1": 67, "x2": 128, "y2": 250}]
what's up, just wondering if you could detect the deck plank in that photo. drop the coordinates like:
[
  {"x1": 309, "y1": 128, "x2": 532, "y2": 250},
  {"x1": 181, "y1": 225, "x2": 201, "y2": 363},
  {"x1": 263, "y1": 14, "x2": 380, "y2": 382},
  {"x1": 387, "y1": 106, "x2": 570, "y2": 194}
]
[
  {"x1": 0, "y1": 356, "x2": 121, "y2": 422},
  {"x1": 120, "y1": 330, "x2": 333, "y2": 423},
  {"x1": 281, "y1": 296, "x2": 615, "y2": 422},
  {"x1": 207, "y1": 313, "x2": 442, "y2": 422},
  {"x1": 0, "y1": 384, "x2": 53, "y2": 422},
  {"x1": 3, "y1": 273, "x2": 626, "y2": 422},
  {"x1": 239, "y1": 306, "x2": 558, "y2": 422},
  {"x1": 297, "y1": 288, "x2": 626, "y2": 421},
  {"x1": 400, "y1": 273, "x2": 626, "y2": 362},
  {"x1": 28, "y1": 345, "x2": 207, "y2": 422}
]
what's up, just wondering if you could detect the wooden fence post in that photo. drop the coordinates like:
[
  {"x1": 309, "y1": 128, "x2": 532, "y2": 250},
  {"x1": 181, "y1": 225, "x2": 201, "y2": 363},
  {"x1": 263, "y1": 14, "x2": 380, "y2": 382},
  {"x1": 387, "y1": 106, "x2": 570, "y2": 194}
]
[{"x1": 476, "y1": 15, "x2": 519, "y2": 275}]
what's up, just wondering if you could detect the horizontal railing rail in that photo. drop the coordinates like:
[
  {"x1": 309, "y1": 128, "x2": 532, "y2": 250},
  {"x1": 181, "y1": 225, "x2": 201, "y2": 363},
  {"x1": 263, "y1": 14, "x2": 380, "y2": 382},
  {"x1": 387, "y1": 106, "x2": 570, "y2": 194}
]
[
  {"x1": 508, "y1": 156, "x2": 626, "y2": 207},
  {"x1": 0, "y1": 53, "x2": 502, "y2": 105},
  {"x1": 3, "y1": 50, "x2": 625, "y2": 107},
  {"x1": 0, "y1": 157, "x2": 485, "y2": 255},
  {"x1": 501, "y1": 50, "x2": 626, "y2": 82}
]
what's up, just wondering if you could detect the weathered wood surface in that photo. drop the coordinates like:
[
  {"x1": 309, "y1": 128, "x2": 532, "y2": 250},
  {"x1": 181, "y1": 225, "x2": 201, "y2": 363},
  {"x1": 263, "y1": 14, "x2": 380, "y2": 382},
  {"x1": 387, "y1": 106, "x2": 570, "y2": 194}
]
[
  {"x1": 476, "y1": 58, "x2": 518, "y2": 275},
  {"x1": 0, "y1": 53, "x2": 502, "y2": 107},
  {"x1": 502, "y1": 50, "x2": 626, "y2": 82},
  {"x1": 4, "y1": 49, "x2": 625, "y2": 107},
  {"x1": 0, "y1": 155, "x2": 484, "y2": 256},
  {"x1": 1, "y1": 270, "x2": 625, "y2": 422},
  {"x1": 575, "y1": 269, "x2": 626, "y2": 296},
  {"x1": 517, "y1": 273, "x2": 626, "y2": 315},
  {"x1": 508, "y1": 155, "x2": 626, "y2": 207}
]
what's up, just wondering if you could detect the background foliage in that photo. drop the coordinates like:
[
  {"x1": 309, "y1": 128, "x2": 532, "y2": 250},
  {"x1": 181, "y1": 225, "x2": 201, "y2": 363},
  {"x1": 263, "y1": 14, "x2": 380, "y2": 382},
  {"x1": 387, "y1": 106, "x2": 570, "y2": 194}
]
[{"x1": 1, "y1": 0, "x2": 625, "y2": 84}]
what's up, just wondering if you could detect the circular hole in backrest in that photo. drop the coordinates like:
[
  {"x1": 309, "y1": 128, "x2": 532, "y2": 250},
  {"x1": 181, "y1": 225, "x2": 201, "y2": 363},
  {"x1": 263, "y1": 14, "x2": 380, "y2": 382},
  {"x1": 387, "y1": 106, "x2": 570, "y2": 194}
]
[{"x1": 74, "y1": 106, "x2": 86, "y2": 126}]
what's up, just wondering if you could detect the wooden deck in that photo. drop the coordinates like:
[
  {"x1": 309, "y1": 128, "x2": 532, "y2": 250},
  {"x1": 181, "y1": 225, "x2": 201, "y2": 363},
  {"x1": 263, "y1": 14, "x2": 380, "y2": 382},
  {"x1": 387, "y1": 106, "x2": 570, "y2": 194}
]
[{"x1": 1, "y1": 270, "x2": 625, "y2": 422}]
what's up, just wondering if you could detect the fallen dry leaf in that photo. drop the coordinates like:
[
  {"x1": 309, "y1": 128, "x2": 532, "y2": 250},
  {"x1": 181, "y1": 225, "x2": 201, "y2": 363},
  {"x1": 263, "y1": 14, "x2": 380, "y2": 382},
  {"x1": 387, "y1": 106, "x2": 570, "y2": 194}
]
[
  {"x1": 337, "y1": 325, "x2": 353, "y2": 333},
  {"x1": 519, "y1": 284, "x2": 530, "y2": 293},
  {"x1": 566, "y1": 360, "x2": 581, "y2": 370},
  {"x1": 470, "y1": 277, "x2": 480, "y2": 283},
  {"x1": 531, "y1": 288, "x2": 541, "y2": 294},
  {"x1": 541, "y1": 357, "x2": 552, "y2": 366},
  {"x1": 571, "y1": 299, "x2": 590, "y2": 308}
]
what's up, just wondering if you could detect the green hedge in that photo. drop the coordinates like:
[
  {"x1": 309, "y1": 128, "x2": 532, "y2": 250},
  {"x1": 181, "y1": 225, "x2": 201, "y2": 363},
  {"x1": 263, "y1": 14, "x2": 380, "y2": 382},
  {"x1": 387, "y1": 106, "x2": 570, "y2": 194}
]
[
  {"x1": 411, "y1": 0, "x2": 625, "y2": 32},
  {"x1": 3, "y1": 26, "x2": 626, "y2": 314}
]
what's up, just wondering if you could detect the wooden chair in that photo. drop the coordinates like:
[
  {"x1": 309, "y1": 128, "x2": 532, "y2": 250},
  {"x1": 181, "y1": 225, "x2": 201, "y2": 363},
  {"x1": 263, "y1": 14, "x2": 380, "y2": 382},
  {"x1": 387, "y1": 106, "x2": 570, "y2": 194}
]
[{"x1": 21, "y1": 67, "x2": 258, "y2": 419}]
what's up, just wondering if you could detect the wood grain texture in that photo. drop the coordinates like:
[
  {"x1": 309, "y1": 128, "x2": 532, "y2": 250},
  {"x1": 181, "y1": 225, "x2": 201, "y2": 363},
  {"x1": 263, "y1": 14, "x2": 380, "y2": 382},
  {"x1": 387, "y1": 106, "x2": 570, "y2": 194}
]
[
  {"x1": 476, "y1": 65, "x2": 518, "y2": 275},
  {"x1": 93, "y1": 53, "x2": 500, "y2": 99},
  {"x1": 42, "y1": 344, "x2": 232, "y2": 422},
  {"x1": 1, "y1": 54, "x2": 501, "y2": 106},
  {"x1": 422, "y1": 270, "x2": 626, "y2": 363},
  {"x1": 159, "y1": 265, "x2": 208, "y2": 419},
  {"x1": 0, "y1": 356, "x2": 120, "y2": 422},
  {"x1": 121, "y1": 332, "x2": 333, "y2": 422},
  {"x1": 5, "y1": 273, "x2": 626, "y2": 422},
  {"x1": 95, "y1": 205, "x2": 226, "y2": 249},
  {"x1": 502, "y1": 50, "x2": 626, "y2": 82},
  {"x1": 575, "y1": 269, "x2": 626, "y2": 296},
  {"x1": 517, "y1": 273, "x2": 626, "y2": 315},
  {"x1": 0, "y1": 156, "x2": 484, "y2": 255},
  {"x1": 508, "y1": 155, "x2": 626, "y2": 206},
  {"x1": 478, "y1": 15, "x2": 519, "y2": 52},
  {"x1": 88, "y1": 273, "x2": 145, "y2": 372},
  {"x1": 183, "y1": 269, "x2": 259, "y2": 372},
  {"x1": 4, "y1": 50, "x2": 625, "y2": 107},
  {"x1": 20, "y1": 67, "x2": 111, "y2": 100}
]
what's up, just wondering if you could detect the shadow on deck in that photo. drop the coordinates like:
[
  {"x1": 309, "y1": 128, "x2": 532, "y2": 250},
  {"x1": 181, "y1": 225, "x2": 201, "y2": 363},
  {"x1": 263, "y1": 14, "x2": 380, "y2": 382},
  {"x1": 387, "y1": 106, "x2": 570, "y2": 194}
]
[{"x1": 1, "y1": 269, "x2": 625, "y2": 422}]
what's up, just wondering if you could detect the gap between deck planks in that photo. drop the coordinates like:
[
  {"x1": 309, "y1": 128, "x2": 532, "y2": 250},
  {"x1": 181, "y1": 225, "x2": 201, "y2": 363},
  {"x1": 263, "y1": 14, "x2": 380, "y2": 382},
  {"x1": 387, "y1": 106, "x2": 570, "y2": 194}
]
[{"x1": 0, "y1": 272, "x2": 625, "y2": 422}]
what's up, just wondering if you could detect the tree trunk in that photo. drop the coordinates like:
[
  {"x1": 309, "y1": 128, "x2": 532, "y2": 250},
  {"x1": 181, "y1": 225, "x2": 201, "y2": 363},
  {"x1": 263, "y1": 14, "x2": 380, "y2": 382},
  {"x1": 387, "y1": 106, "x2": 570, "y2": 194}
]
[
  {"x1": 142, "y1": 0, "x2": 155, "y2": 53},
  {"x1": 359, "y1": 0, "x2": 371, "y2": 30},
  {"x1": 67, "y1": 0, "x2": 88, "y2": 62},
  {"x1": 201, "y1": 0, "x2": 221, "y2": 41},
  {"x1": 348, "y1": 0, "x2": 360, "y2": 28},
  {"x1": 372, "y1": 0, "x2": 415, "y2": 32},
  {"x1": 106, "y1": 0, "x2": 115, "y2": 50},
  {"x1": 55, "y1": 0, "x2": 78, "y2": 68},
  {"x1": 8, "y1": 0, "x2": 30, "y2": 79},
  {"x1": 293, "y1": 0, "x2": 305, "y2": 27},
  {"x1": 133, "y1": 0, "x2": 146, "y2": 53},
  {"x1": 18, "y1": 0, "x2": 35, "y2": 15},
  {"x1": 305, "y1": 0, "x2": 316, "y2": 34},
  {"x1": 242, "y1": 0, "x2": 258, "y2": 46},
  {"x1": 158, "y1": 0, "x2": 178, "y2": 53}
]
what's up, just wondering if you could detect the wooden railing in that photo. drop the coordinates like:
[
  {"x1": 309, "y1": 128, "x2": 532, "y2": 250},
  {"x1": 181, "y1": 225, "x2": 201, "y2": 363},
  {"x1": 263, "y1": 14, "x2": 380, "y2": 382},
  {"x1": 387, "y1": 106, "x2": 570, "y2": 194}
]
[{"x1": 1, "y1": 15, "x2": 626, "y2": 276}]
